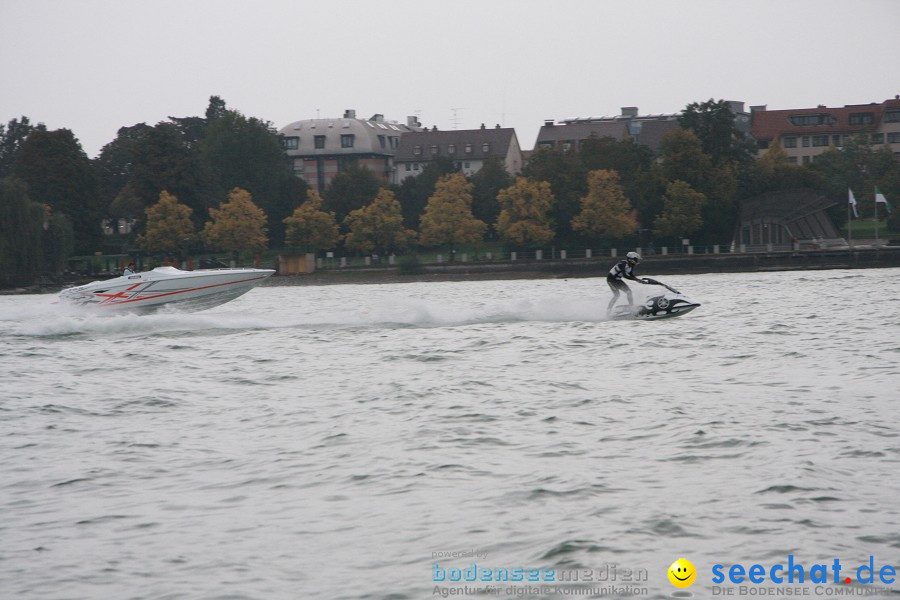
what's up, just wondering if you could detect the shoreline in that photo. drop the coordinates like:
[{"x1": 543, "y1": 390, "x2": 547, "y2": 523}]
[{"x1": 5, "y1": 246, "x2": 899, "y2": 294}]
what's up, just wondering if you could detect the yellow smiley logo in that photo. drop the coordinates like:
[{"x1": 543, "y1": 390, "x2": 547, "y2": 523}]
[{"x1": 668, "y1": 558, "x2": 696, "y2": 588}]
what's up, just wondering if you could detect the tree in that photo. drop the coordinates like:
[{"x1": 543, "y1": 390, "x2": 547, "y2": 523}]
[
  {"x1": 343, "y1": 188, "x2": 416, "y2": 254},
  {"x1": 129, "y1": 121, "x2": 214, "y2": 228},
  {"x1": 283, "y1": 190, "x2": 340, "y2": 251},
  {"x1": 495, "y1": 177, "x2": 556, "y2": 247},
  {"x1": 521, "y1": 146, "x2": 585, "y2": 243},
  {"x1": 679, "y1": 99, "x2": 755, "y2": 166},
  {"x1": 0, "y1": 116, "x2": 45, "y2": 179},
  {"x1": 202, "y1": 188, "x2": 268, "y2": 260},
  {"x1": 419, "y1": 173, "x2": 487, "y2": 257},
  {"x1": 571, "y1": 170, "x2": 637, "y2": 241},
  {"x1": 201, "y1": 108, "x2": 304, "y2": 246},
  {"x1": 323, "y1": 164, "x2": 384, "y2": 226},
  {"x1": 93, "y1": 123, "x2": 152, "y2": 224},
  {"x1": 0, "y1": 177, "x2": 44, "y2": 286},
  {"x1": 393, "y1": 157, "x2": 460, "y2": 230},
  {"x1": 653, "y1": 180, "x2": 707, "y2": 240},
  {"x1": 12, "y1": 128, "x2": 101, "y2": 254},
  {"x1": 469, "y1": 157, "x2": 511, "y2": 230},
  {"x1": 137, "y1": 191, "x2": 196, "y2": 256}
]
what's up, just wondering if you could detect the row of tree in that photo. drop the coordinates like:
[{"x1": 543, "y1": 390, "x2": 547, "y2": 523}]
[{"x1": 2, "y1": 97, "x2": 900, "y2": 287}]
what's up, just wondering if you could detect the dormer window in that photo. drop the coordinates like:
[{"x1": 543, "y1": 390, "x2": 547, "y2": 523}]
[
  {"x1": 448, "y1": 144, "x2": 456, "y2": 154},
  {"x1": 482, "y1": 142, "x2": 490, "y2": 152},
  {"x1": 465, "y1": 143, "x2": 473, "y2": 154},
  {"x1": 413, "y1": 145, "x2": 422, "y2": 155},
  {"x1": 283, "y1": 136, "x2": 299, "y2": 150},
  {"x1": 430, "y1": 144, "x2": 439, "y2": 155}
]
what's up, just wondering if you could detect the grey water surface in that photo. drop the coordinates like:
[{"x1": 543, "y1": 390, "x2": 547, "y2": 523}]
[{"x1": 1, "y1": 269, "x2": 898, "y2": 600}]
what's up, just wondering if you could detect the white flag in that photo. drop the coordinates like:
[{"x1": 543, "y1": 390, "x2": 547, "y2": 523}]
[
  {"x1": 848, "y1": 188, "x2": 858, "y2": 218},
  {"x1": 875, "y1": 187, "x2": 893, "y2": 214}
]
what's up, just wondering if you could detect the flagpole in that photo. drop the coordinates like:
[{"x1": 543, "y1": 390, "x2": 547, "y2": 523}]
[
  {"x1": 848, "y1": 197, "x2": 852, "y2": 247},
  {"x1": 874, "y1": 197, "x2": 879, "y2": 246}
]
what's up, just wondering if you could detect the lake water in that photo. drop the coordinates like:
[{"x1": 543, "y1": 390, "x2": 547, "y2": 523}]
[{"x1": 1, "y1": 269, "x2": 898, "y2": 600}]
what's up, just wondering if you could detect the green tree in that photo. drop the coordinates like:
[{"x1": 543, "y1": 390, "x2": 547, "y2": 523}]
[
  {"x1": 137, "y1": 191, "x2": 196, "y2": 256},
  {"x1": 679, "y1": 99, "x2": 755, "y2": 166},
  {"x1": 324, "y1": 164, "x2": 385, "y2": 226},
  {"x1": 12, "y1": 128, "x2": 101, "y2": 254},
  {"x1": 418, "y1": 173, "x2": 487, "y2": 257},
  {"x1": 129, "y1": 121, "x2": 214, "y2": 228},
  {"x1": 521, "y1": 146, "x2": 585, "y2": 243},
  {"x1": 202, "y1": 188, "x2": 269, "y2": 261},
  {"x1": 0, "y1": 116, "x2": 45, "y2": 179},
  {"x1": 93, "y1": 123, "x2": 152, "y2": 224},
  {"x1": 571, "y1": 169, "x2": 637, "y2": 241},
  {"x1": 0, "y1": 177, "x2": 44, "y2": 286},
  {"x1": 343, "y1": 188, "x2": 416, "y2": 254},
  {"x1": 495, "y1": 177, "x2": 556, "y2": 247},
  {"x1": 201, "y1": 108, "x2": 304, "y2": 246},
  {"x1": 393, "y1": 157, "x2": 460, "y2": 230},
  {"x1": 653, "y1": 180, "x2": 707, "y2": 241},
  {"x1": 42, "y1": 208, "x2": 74, "y2": 276},
  {"x1": 469, "y1": 157, "x2": 511, "y2": 231},
  {"x1": 283, "y1": 190, "x2": 340, "y2": 251}
]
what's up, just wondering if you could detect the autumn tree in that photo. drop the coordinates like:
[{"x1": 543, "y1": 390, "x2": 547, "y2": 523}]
[
  {"x1": 137, "y1": 191, "x2": 196, "y2": 256},
  {"x1": 495, "y1": 177, "x2": 556, "y2": 247},
  {"x1": 202, "y1": 188, "x2": 268, "y2": 261},
  {"x1": 418, "y1": 173, "x2": 487, "y2": 258},
  {"x1": 283, "y1": 190, "x2": 340, "y2": 251},
  {"x1": 571, "y1": 170, "x2": 637, "y2": 241},
  {"x1": 653, "y1": 180, "x2": 707, "y2": 241},
  {"x1": 343, "y1": 188, "x2": 415, "y2": 255}
]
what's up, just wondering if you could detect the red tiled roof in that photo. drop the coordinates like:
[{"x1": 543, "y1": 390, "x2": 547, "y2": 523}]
[{"x1": 751, "y1": 98, "x2": 900, "y2": 141}]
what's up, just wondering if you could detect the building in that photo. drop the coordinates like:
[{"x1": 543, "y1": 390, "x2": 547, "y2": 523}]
[
  {"x1": 751, "y1": 98, "x2": 900, "y2": 165},
  {"x1": 534, "y1": 102, "x2": 751, "y2": 154},
  {"x1": 278, "y1": 110, "x2": 422, "y2": 193},
  {"x1": 392, "y1": 125, "x2": 523, "y2": 184}
]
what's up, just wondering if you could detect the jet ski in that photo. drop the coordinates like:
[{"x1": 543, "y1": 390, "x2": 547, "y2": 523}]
[
  {"x1": 609, "y1": 278, "x2": 701, "y2": 321},
  {"x1": 58, "y1": 266, "x2": 274, "y2": 313}
]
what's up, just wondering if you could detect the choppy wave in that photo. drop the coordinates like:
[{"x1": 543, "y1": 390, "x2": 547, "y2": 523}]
[{"x1": 1, "y1": 269, "x2": 898, "y2": 599}]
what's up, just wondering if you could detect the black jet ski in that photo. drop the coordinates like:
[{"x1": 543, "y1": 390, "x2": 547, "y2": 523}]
[{"x1": 609, "y1": 278, "x2": 701, "y2": 321}]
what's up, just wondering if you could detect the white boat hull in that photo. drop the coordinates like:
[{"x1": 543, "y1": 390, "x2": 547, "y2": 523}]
[{"x1": 59, "y1": 266, "x2": 274, "y2": 313}]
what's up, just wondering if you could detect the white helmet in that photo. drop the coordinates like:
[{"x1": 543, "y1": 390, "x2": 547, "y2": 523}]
[{"x1": 626, "y1": 251, "x2": 641, "y2": 265}]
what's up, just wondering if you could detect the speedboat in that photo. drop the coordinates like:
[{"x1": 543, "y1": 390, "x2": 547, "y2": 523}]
[
  {"x1": 59, "y1": 266, "x2": 275, "y2": 313},
  {"x1": 609, "y1": 278, "x2": 701, "y2": 321}
]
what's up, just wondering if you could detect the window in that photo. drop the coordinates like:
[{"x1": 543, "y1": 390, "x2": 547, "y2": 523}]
[
  {"x1": 782, "y1": 136, "x2": 797, "y2": 148},
  {"x1": 378, "y1": 135, "x2": 386, "y2": 148},
  {"x1": 538, "y1": 141, "x2": 555, "y2": 149},
  {"x1": 872, "y1": 133, "x2": 885, "y2": 144},
  {"x1": 405, "y1": 163, "x2": 411, "y2": 171},
  {"x1": 832, "y1": 135, "x2": 842, "y2": 147},
  {"x1": 885, "y1": 111, "x2": 900, "y2": 123},
  {"x1": 802, "y1": 136, "x2": 810, "y2": 147},
  {"x1": 465, "y1": 143, "x2": 473, "y2": 154},
  {"x1": 283, "y1": 136, "x2": 299, "y2": 150},
  {"x1": 812, "y1": 135, "x2": 829, "y2": 147},
  {"x1": 448, "y1": 144, "x2": 456, "y2": 154},
  {"x1": 430, "y1": 144, "x2": 438, "y2": 155},
  {"x1": 888, "y1": 133, "x2": 900, "y2": 144},
  {"x1": 789, "y1": 114, "x2": 835, "y2": 126},
  {"x1": 788, "y1": 157, "x2": 798, "y2": 164},
  {"x1": 849, "y1": 113, "x2": 874, "y2": 125},
  {"x1": 413, "y1": 145, "x2": 422, "y2": 155},
  {"x1": 341, "y1": 134, "x2": 355, "y2": 148},
  {"x1": 413, "y1": 163, "x2": 419, "y2": 171},
  {"x1": 314, "y1": 135, "x2": 326, "y2": 149},
  {"x1": 390, "y1": 137, "x2": 399, "y2": 149},
  {"x1": 482, "y1": 142, "x2": 490, "y2": 152},
  {"x1": 758, "y1": 140, "x2": 769, "y2": 150},
  {"x1": 802, "y1": 155, "x2": 811, "y2": 164}
]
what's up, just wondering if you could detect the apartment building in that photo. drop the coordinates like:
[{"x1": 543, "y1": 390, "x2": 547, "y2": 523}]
[
  {"x1": 278, "y1": 110, "x2": 423, "y2": 193},
  {"x1": 751, "y1": 98, "x2": 900, "y2": 164},
  {"x1": 392, "y1": 125, "x2": 522, "y2": 184}
]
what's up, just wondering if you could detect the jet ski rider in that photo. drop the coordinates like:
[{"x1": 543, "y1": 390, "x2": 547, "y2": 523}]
[{"x1": 607, "y1": 251, "x2": 649, "y2": 313}]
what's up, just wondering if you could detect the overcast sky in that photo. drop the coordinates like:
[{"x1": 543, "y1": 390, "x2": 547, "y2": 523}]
[{"x1": 2, "y1": 0, "x2": 899, "y2": 159}]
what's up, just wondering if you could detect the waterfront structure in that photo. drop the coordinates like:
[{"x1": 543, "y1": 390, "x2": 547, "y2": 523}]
[
  {"x1": 278, "y1": 110, "x2": 423, "y2": 193},
  {"x1": 751, "y1": 98, "x2": 900, "y2": 164},
  {"x1": 392, "y1": 125, "x2": 523, "y2": 184}
]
